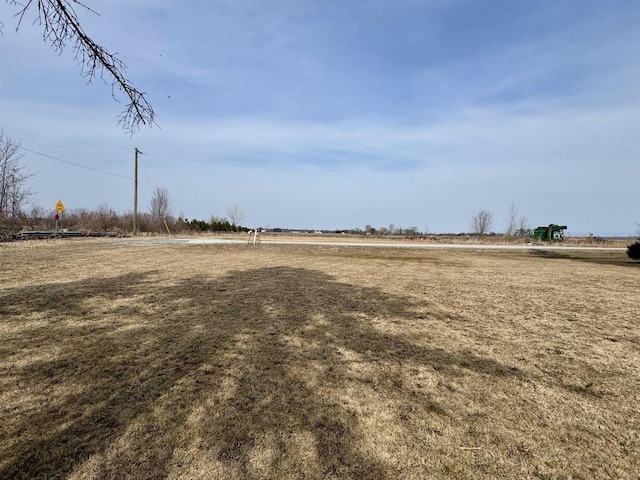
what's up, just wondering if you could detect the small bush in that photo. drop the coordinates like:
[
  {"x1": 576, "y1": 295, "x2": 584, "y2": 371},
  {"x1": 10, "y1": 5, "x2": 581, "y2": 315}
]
[{"x1": 627, "y1": 240, "x2": 640, "y2": 261}]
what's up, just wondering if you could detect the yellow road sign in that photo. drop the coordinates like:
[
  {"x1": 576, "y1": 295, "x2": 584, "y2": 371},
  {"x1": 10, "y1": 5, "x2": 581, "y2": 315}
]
[{"x1": 56, "y1": 200, "x2": 65, "y2": 214}]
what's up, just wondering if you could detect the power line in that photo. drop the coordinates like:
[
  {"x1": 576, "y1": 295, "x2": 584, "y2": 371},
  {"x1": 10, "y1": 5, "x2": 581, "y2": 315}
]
[{"x1": 18, "y1": 146, "x2": 134, "y2": 180}]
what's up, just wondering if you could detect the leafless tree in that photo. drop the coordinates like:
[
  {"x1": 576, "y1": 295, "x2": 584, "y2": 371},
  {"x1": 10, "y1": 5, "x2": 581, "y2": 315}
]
[
  {"x1": 0, "y1": 131, "x2": 34, "y2": 218},
  {"x1": 517, "y1": 215, "x2": 531, "y2": 237},
  {"x1": 149, "y1": 187, "x2": 173, "y2": 221},
  {"x1": 470, "y1": 209, "x2": 494, "y2": 237},
  {"x1": 226, "y1": 204, "x2": 244, "y2": 226},
  {"x1": 505, "y1": 202, "x2": 532, "y2": 237},
  {"x1": 505, "y1": 201, "x2": 518, "y2": 236},
  {"x1": 4, "y1": 0, "x2": 155, "y2": 133}
]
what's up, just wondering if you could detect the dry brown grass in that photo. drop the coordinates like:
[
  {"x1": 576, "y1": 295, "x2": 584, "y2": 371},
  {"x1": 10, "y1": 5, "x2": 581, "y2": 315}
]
[{"x1": 1, "y1": 239, "x2": 638, "y2": 479}]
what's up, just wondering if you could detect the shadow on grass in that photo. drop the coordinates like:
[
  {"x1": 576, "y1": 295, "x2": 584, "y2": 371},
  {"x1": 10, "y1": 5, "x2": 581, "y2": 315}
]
[
  {"x1": 527, "y1": 248, "x2": 639, "y2": 268},
  {"x1": 1, "y1": 267, "x2": 524, "y2": 479}
]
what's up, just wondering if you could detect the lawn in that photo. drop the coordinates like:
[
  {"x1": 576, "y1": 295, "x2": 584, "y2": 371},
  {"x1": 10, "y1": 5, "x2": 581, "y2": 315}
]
[{"x1": 0, "y1": 239, "x2": 638, "y2": 479}]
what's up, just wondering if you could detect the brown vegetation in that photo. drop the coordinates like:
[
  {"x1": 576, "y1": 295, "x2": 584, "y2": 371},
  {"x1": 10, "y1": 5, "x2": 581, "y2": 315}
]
[{"x1": 0, "y1": 240, "x2": 638, "y2": 479}]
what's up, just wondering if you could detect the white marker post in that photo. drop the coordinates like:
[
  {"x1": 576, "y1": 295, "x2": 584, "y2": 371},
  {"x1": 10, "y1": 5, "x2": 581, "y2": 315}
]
[{"x1": 247, "y1": 229, "x2": 260, "y2": 245}]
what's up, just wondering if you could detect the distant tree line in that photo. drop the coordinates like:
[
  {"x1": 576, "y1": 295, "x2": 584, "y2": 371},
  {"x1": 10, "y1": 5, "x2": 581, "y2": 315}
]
[
  {"x1": 0, "y1": 206, "x2": 251, "y2": 239},
  {"x1": 1, "y1": 205, "x2": 189, "y2": 235},
  {"x1": 183, "y1": 217, "x2": 249, "y2": 233}
]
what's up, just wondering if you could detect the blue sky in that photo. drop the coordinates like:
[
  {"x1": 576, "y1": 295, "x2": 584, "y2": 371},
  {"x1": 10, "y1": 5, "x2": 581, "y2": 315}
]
[{"x1": 1, "y1": 0, "x2": 639, "y2": 235}]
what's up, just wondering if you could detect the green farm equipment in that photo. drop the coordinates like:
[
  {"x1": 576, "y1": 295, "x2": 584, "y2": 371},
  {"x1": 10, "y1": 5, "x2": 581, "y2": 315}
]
[{"x1": 533, "y1": 224, "x2": 567, "y2": 241}]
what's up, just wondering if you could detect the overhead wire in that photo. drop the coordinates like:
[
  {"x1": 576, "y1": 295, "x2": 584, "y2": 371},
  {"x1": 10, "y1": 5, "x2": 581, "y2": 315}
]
[{"x1": 18, "y1": 146, "x2": 134, "y2": 181}]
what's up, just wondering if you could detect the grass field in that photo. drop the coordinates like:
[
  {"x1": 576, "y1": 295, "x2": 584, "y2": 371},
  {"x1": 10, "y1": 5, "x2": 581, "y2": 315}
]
[{"x1": 1, "y1": 239, "x2": 638, "y2": 479}]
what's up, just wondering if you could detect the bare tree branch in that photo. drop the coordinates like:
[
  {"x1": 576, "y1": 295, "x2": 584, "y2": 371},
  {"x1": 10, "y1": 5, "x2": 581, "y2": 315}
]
[{"x1": 6, "y1": 0, "x2": 155, "y2": 133}]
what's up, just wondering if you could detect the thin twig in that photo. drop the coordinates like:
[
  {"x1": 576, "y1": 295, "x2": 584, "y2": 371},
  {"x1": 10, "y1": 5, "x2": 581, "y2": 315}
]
[{"x1": 8, "y1": 0, "x2": 155, "y2": 133}]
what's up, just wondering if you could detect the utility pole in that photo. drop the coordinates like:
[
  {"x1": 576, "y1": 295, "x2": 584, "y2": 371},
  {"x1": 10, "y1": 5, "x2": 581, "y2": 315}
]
[{"x1": 133, "y1": 147, "x2": 141, "y2": 235}]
